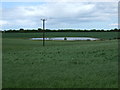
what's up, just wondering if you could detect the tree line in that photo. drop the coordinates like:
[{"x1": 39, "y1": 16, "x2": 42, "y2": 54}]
[{"x1": 2, "y1": 28, "x2": 120, "y2": 33}]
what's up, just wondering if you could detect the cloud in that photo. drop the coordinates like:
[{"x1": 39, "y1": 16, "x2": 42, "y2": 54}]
[
  {"x1": 1, "y1": 2, "x2": 118, "y2": 29},
  {"x1": 1, "y1": 0, "x2": 119, "y2": 2},
  {"x1": 0, "y1": 20, "x2": 8, "y2": 25},
  {"x1": 110, "y1": 23, "x2": 120, "y2": 26}
]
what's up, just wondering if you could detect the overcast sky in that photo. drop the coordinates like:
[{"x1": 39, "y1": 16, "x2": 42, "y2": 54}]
[{"x1": 1, "y1": 1, "x2": 119, "y2": 30}]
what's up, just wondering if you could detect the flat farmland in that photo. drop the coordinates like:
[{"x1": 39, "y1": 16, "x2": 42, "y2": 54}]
[
  {"x1": 2, "y1": 32, "x2": 119, "y2": 39},
  {"x1": 2, "y1": 32, "x2": 118, "y2": 88}
]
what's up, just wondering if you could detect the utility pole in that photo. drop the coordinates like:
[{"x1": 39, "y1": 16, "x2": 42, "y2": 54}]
[{"x1": 41, "y1": 19, "x2": 47, "y2": 46}]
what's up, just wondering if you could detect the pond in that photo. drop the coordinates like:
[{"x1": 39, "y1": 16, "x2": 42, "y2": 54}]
[{"x1": 30, "y1": 37, "x2": 99, "y2": 41}]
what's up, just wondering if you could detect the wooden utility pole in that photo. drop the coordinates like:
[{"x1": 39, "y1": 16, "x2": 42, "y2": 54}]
[{"x1": 41, "y1": 19, "x2": 47, "y2": 46}]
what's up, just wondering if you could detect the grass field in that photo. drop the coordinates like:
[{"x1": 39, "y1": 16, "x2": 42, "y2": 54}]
[
  {"x1": 2, "y1": 32, "x2": 118, "y2": 88},
  {"x1": 2, "y1": 32, "x2": 119, "y2": 39}
]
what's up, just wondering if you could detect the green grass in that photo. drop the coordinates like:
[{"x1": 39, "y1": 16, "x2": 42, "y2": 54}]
[
  {"x1": 2, "y1": 32, "x2": 119, "y2": 39},
  {"x1": 2, "y1": 32, "x2": 118, "y2": 88}
]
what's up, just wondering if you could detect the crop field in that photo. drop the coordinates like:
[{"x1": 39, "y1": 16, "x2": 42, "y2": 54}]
[
  {"x1": 2, "y1": 32, "x2": 118, "y2": 88},
  {"x1": 2, "y1": 32, "x2": 119, "y2": 39}
]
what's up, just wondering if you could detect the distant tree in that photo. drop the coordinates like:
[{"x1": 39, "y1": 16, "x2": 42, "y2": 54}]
[
  {"x1": 101, "y1": 29, "x2": 104, "y2": 32},
  {"x1": 8, "y1": 29, "x2": 13, "y2": 32},
  {"x1": 38, "y1": 28, "x2": 42, "y2": 31},
  {"x1": 90, "y1": 29, "x2": 97, "y2": 32},
  {"x1": 19, "y1": 28, "x2": 24, "y2": 32},
  {"x1": 19, "y1": 28, "x2": 24, "y2": 31},
  {"x1": 114, "y1": 28, "x2": 118, "y2": 31}
]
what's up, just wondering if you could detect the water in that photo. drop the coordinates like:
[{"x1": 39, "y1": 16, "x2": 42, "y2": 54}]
[{"x1": 30, "y1": 37, "x2": 99, "y2": 41}]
